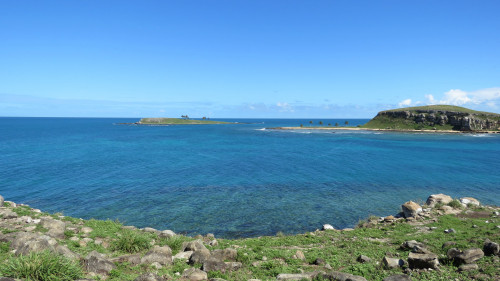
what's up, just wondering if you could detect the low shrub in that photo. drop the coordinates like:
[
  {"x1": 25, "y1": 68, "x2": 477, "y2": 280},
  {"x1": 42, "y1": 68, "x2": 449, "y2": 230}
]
[{"x1": 0, "y1": 251, "x2": 83, "y2": 281}]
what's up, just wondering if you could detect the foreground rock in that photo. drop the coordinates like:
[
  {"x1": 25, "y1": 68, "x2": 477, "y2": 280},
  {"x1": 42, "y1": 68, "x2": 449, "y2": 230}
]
[
  {"x1": 140, "y1": 246, "x2": 173, "y2": 265},
  {"x1": 83, "y1": 251, "x2": 116, "y2": 275},
  {"x1": 408, "y1": 252, "x2": 439, "y2": 269},
  {"x1": 447, "y1": 248, "x2": 484, "y2": 264},
  {"x1": 426, "y1": 194, "x2": 453, "y2": 207},
  {"x1": 401, "y1": 201, "x2": 422, "y2": 218},
  {"x1": 182, "y1": 268, "x2": 208, "y2": 281}
]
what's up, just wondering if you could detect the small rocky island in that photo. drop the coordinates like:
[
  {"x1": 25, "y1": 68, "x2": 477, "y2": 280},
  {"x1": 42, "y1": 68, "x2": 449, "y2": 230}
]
[
  {"x1": 136, "y1": 118, "x2": 232, "y2": 125},
  {"x1": 0, "y1": 193, "x2": 499, "y2": 280}
]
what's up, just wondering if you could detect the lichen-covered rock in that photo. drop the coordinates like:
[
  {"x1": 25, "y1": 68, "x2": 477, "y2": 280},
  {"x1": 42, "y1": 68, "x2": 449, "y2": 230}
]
[
  {"x1": 382, "y1": 256, "x2": 406, "y2": 269},
  {"x1": 426, "y1": 194, "x2": 453, "y2": 207},
  {"x1": 401, "y1": 201, "x2": 422, "y2": 218},
  {"x1": 201, "y1": 258, "x2": 228, "y2": 272},
  {"x1": 0, "y1": 209, "x2": 18, "y2": 219},
  {"x1": 84, "y1": 251, "x2": 116, "y2": 275},
  {"x1": 182, "y1": 240, "x2": 208, "y2": 252},
  {"x1": 408, "y1": 252, "x2": 439, "y2": 269},
  {"x1": 189, "y1": 248, "x2": 212, "y2": 265},
  {"x1": 159, "y1": 229, "x2": 176, "y2": 238},
  {"x1": 357, "y1": 255, "x2": 371, "y2": 263},
  {"x1": 41, "y1": 218, "x2": 66, "y2": 238},
  {"x1": 401, "y1": 240, "x2": 425, "y2": 250},
  {"x1": 211, "y1": 248, "x2": 237, "y2": 261},
  {"x1": 182, "y1": 268, "x2": 208, "y2": 281},
  {"x1": 460, "y1": 197, "x2": 480, "y2": 207},
  {"x1": 140, "y1": 246, "x2": 173, "y2": 265},
  {"x1": 448, "y1": 248, "x2": 484, "y2": 264},
  {"x1": 174, "y1": 250, "x2": 193, "y2": 260},
  {"x1": 458, "y1": 263, "x2": 479, "y2": 272}
]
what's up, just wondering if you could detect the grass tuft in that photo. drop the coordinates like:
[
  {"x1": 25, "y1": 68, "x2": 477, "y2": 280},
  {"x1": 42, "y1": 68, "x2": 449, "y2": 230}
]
[
  {"x1": 0, "y1": 251, "x2": 83, "y2": 281},
  {"x1": 112, "y1": 230, "x2": 152, "y2": 253}
]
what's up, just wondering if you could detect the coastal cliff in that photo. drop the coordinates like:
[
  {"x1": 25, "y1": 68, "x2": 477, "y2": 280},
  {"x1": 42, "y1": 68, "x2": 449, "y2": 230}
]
[
  {"x1": 0, "y1": 193, "x2": 499, "y2": 280},
  {"x1": 363, "y1": 105, "x2": 500, "y2": 131}
]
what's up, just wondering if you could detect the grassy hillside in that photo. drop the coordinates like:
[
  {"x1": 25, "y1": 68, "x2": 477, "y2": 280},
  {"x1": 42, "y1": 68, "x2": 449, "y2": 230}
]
[
  {"x1": 381, "y1": 105, "x2": 500, "y2": 115},
  {"x1": 362, "y1": 105, "x2": 500, "y2": 131},
  {"x1": 139, "y1": 118, "x2": 232, "y2": 125}
]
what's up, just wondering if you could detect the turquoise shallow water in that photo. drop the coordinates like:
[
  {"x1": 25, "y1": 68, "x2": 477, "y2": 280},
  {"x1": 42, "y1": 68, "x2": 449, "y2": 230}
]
[{"x1": 1, "y1": 117, "x2": 499, "y2": 238}]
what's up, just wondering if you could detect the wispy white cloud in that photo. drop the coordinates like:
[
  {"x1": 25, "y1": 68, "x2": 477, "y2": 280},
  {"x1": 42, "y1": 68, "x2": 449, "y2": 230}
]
[
  {"x1": 398, "y1": 99, "x2": 413, "y2": 107},
  {"x1": 276, "y1": 102, "x2": 294, "y2": 112},
  {"x1": 398, "y1": 87, "x2": 500, "y2": 110}
]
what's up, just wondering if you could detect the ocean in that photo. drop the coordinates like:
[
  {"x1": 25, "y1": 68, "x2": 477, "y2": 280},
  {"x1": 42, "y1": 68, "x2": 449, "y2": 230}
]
[{"x1": 1, "y1": 117, "x2": 499, "y2": 238}]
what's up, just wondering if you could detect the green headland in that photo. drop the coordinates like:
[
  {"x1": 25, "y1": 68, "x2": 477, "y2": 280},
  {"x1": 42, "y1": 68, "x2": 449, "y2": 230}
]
[
  {"x1": 138, "y1": 118, "x2": 232, "y2": 125},
  {"x1": 362, "y1": 105, "x2": 500, "y2": 131}
]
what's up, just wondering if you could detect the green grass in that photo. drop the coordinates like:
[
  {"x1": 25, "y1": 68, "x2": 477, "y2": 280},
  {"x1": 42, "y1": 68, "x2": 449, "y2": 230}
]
[
  {"x1": 157, "y1": 235, "x2": 193, "y2": 255},
  {"x1": 139, "y1": 118, "x2": 232, "y2": 125},
  {"x1": 112, "y1": 230, "x2": 153, "y2": 253},
  {"x1": 0, "y1": 251, "x2": 84, "y2": 281},
  {"x1": 382, "y1": 105, "x2": 500, "y2": 115}
]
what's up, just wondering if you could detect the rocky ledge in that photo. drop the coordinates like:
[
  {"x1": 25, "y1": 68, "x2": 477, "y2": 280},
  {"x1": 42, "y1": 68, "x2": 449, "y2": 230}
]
[
  {"x1": 374, "y1": 109, "x2": 500, "y2": 131},
  {"x1": 0, "y1": 193, "x2": 499, "y2": 281}
]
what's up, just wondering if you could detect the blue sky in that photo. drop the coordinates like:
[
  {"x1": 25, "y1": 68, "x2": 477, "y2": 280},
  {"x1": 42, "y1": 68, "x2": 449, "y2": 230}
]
[{"x1": 1, "y1": 0, "x2": 499, "y2": 118}]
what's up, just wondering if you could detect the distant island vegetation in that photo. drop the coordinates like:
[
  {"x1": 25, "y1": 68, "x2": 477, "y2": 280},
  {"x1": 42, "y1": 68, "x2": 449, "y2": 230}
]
[
  {"x1": 137, "y1": 116, "x2": 232, "y2": 125},
  {"x1": 270, "y1": 105, "x2": 500, "y2": 133}
]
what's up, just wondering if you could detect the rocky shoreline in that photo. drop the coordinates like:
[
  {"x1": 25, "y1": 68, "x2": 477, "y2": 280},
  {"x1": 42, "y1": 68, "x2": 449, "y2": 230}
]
[
  {"x1": 0, "y1": 193, "x2": 499, "y2": 281},
  {"x1": 266, "y1": 127, "x2": 500, "y2": 134}
]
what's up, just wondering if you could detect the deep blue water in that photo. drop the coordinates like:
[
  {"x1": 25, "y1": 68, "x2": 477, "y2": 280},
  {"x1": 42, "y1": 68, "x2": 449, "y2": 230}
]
[{"x1": 1, "y1": 117, "x2": 499, "y2": 238}]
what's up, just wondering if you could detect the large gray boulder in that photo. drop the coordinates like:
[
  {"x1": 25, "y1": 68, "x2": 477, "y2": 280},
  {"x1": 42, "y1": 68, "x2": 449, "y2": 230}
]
[
  {"x1": 159, "y1": 229, "x2": 176, "y2": 238},
  {"x1": 201, "y1": 258, "x2": 228, "y2": 272},
  {"x1": 382, "y1": 256, "x2": 406, "y2": 269},
  {"x1": 140, "y1": 246, "x2": 173, "y2": 265},
  {"x1": 459, "y1": 197, "x2": 480, "y2": 207},
  {"x1": 83, "y1": 251, "x2": 116, "y2": 275},
  {"x1": 211, "y1": 248, "x2": 237, "y2": 261},
  {"x1": 0, "y1": 209, "x2": 18, "y2": 219},
  {"x1": 448, "y1": 248, "x2": 484, "y2": 264},
  {"x1": 0, "y1": 195, "x2": 4, "y2": 206},
  {"x1": 408, "y1": 252, "x2": 439, "y2": 269},
  {"x1": 41, "y1": 218, "x2": 66, "y2": 238},
  {"x1": 182, "y1": 240, "x2": 208, "y2": 252},
  {"x1": 426, "y1": 194, "x2": 452, "y2": 207},
  {"x1": 401, "y1": 201, "x2": 422, "y2": 218},
  {"x1": 182, "y1": 268, "x2": 208, "y2": 281},
  {"x1": 189, "y1": 248, "x2": 213, "y2": 265}
]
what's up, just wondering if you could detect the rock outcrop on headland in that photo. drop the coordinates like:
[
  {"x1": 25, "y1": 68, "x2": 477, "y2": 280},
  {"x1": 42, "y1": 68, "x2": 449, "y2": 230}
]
[
  {"x1": 364, "y1": 105, "x2": 500, "y2": 131},
  {"x1": 0, "y1": 194, "x2": 499, "y2": 280}
]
